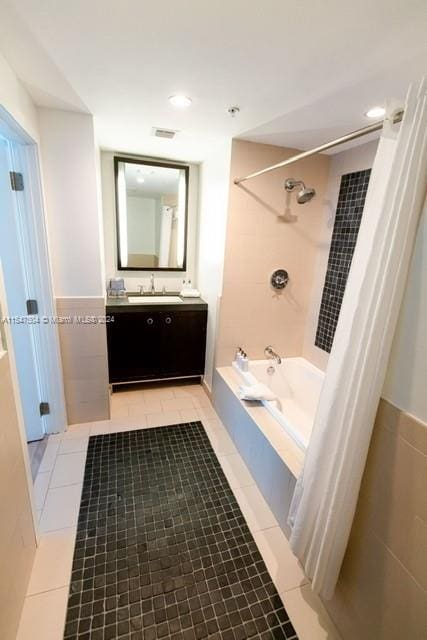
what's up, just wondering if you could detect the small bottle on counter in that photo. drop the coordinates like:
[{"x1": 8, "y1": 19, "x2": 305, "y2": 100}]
[{"x1": 241, "y1": 352, "x2": 249, "y2": 372}]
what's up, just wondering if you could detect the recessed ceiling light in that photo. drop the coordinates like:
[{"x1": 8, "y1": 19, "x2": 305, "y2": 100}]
[
  {"x1": 169, "y1": 95, "x2": 192, "y2": 108},
  {"x1": 365, "y1": 106, "x2": 386, "y2": 119},
  {"x1": 136, "y1": 177, "x2": 145, "y2": 183}
]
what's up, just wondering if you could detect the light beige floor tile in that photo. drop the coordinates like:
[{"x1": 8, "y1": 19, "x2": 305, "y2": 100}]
[
  {"x1": 233, "y1": 484, "x2": 277, "y2": 532},
  {"x1": 27, "y1": 529, "x2": 76, "y2": 596},
  {"x1": 50, "y1": 452, "x2": 86, "y2": 488},
  {"x1": 161, "y1": 396, "x2": 196, "y2": 411},
  {"x1": 200, "y1": 416, "x2": 226, "y2": 433},
  {"x1": 62, "y1": 423, "x2": 92, "y2": 439},
  {"x1": 179, "y1": 408, "x2": 200, "y2": 423},
  {"x1": 38, "y1": 441, "x2": 60, "y2": 473},
  {"x1": 198, "y1": 405, "x2": 220, "y2": 421},
  {"x1": 146, "y1": 410, "x2": 182, "y2": 428},
  {"x1": 47, "y1": 433, "x2": 64, "y2": 442},
  {"x1": 172, "y1": 384, "x2": 204, "y2": 398},
  {"x1": 110, "y1": 417, "x2": 147, "y2": 432},
  {"x1": 58, "y1": 436, "x2": 88, "y2": 454},
  {"x1": 17, "y1": 586, "x2": 69, "y2": 640},
  {"x1": 218, "y1": 453, "x2": 255, "y2": 489},
  {"x1": 142, "y1": 398, "x2": 163, "y2": 413},
  {"x1": 128, "y1": 401, "x2": 161, "y2": 420},
  {"x1": 110, "y1": 404, "x2": 130, "y2": 420},
  {"x1": 206, "y1": 428, "x2": 237, "y2": 455},
  {"x1": 192, "y1": 397, "x2": 213, "y2": 409},
  {"x1": 280, "y1": 584, "x2": 341, "y2": 640},
  {"x1": 33, "y1": 471, "x2": 51, "y2": 511},
  {"x1": 39, "y1": 484, "x2": 82, "y2": 533},
  {"x1": 142, "y1": 387, "x2": 175, "y2": 401},
  {"x1": 253, "y1": 526, "x2": 308, "y2": 592},
  {"x1": 110, "y1": 389, "x2": 145, "y2": 407},
  {"x1": 90, "y1": 421, "x2": 111, "y2": 436}
]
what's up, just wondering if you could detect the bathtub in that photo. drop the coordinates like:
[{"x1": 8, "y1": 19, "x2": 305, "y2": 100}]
[{"x1": 234, "y1": 357, "x2": 324, "y2": 451}]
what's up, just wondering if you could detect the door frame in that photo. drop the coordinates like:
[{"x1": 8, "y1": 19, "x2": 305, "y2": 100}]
[{"x1": 0, "y1": 105, "x2": 67, "y2": 437}]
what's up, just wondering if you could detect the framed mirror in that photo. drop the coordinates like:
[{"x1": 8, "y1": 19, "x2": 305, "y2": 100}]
[{"x1": 114, "y1": 156, "x2": 189, "y2": 271}]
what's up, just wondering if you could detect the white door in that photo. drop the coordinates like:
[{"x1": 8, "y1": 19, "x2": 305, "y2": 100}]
[{"x1": 0, "y1": 137, "x2": 44, "y2": 441}]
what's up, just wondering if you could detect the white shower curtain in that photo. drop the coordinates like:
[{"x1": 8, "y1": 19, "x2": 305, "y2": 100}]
[
  {"x1": 158, "y1": 205, "x2": 173, "y2": 267},
  {"x1": 288, "y1": 80, "x2": 427, "y2": 599}
]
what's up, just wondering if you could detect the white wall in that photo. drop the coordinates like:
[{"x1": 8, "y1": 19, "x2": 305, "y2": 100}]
[
  {"x1": 38, "y1": 109, "x2": 104, "y2": 297},
  {"x1": 101, "y1": 150, "x2": 199, "y2": 292},
  {"x1": 0, "y1": 52, "x2": 39, "y2": 143},
  {"x1": 196, "y1": 139, "x2": 232, "y2": 389},
  {"x1": 383, "y1": 199, "x2": 427, "y2": 422},
  {"x1": 127, "y1": 196, "x2": 156, "y2": 254},
  {"x1": 303, "y1": 140, "x2": 379, "y2": 370}
]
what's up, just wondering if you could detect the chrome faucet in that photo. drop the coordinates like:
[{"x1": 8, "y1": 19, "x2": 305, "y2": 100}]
[
  {"x1": 150, "y1": 273, "x2": 155, "y2": 294},
  {"x1": 264, "y1": 345, "x2": 282, "y2": 365},
  {"x1": 138, "y1": 284, "x2": 145, "y2": 295}
]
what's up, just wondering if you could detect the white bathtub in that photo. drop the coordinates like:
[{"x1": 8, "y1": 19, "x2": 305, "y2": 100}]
[{"x1": 234, "y1": 357, "x2": 324, "y2": 451}]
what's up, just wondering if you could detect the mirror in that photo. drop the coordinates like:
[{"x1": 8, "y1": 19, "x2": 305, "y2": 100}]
[{"x1": 114, "y1": 156, "x2": 189, "y2": 270}]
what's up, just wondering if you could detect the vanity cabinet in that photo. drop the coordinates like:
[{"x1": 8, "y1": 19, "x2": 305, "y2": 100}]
[{"x1": 106, "y1": 304, "x2": 208, "y2": 384}]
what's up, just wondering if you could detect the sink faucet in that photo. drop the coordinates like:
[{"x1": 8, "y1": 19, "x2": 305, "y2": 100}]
[
  {"x1": 264, "y1": 345, "x2": 282, "y2": 365},
  {"x1": 150, "y1": 273, "x2": 155, "y2": 294}
]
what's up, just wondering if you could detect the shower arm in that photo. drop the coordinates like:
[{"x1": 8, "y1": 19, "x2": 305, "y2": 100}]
[{"x1": 234, "y1": 110, "x2": 404, "y2": 185}]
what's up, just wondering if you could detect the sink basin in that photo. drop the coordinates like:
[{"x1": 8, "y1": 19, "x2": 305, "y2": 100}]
[{"x1": 127, "y1": 296, "x2": 183, "y2": 304}]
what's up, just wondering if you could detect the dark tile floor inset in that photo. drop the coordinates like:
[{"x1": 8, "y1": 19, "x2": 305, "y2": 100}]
[{"x1": 63, "y1": 422, "x2": 298, "y2": 640}]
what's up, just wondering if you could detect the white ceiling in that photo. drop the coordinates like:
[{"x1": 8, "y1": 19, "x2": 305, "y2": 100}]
[{"x1": 1, "y1": 0, "x2": 427, "y2": 161}]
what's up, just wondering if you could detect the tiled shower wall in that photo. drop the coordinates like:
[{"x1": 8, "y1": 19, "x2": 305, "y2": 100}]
[
  {"x1": 56, "y1": 298, "x2": 110, "y2": 425},
  {"x1": 302, "y1": 139, "x2": 379, "y2": 370},
  {"x1": 216, "y1": 139, "x2": 330, "y2": 366},
  {"x1": 0, "y1": 352, "x2": 36, "y2": 639},
  {"x1": 315, "y1": 168, "x2": 371, "y2": 352}
]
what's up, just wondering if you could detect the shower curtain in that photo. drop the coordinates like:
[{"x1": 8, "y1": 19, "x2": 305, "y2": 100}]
[
  {"x1": 288, "y1": 80, "x2": 427, "y2": 599},
  {"x1": 158, "y1": 205, "x2": 173, "y2": 267}
]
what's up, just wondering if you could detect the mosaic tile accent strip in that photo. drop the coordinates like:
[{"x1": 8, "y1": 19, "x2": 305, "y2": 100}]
[
  {"x1": 315, "y1": 168, "x2": 371, "y2": 352},
  {"x1": 64, "y1": 422, "x2": 298, "y2": 640}
]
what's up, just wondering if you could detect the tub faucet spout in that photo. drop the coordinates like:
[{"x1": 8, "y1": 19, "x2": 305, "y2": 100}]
[{"x1": 264, "y1": 345, "x2": 282, "y2": 365}]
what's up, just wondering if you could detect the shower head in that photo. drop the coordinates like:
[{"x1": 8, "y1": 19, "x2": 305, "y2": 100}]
[{"x1": 284, "y1": 178, "x2": 316, "y2": 204}]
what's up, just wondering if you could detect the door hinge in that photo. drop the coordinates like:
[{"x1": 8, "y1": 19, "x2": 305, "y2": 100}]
[
  {"x1": 26, "y1": 299, "x2": 38, "y2": 315},
  {"x1": 9, "y1": 171, "x2": 24, "y2": 191},
  {"x1": 39, "y1": 402, "x2": 50, "y2": 416}
]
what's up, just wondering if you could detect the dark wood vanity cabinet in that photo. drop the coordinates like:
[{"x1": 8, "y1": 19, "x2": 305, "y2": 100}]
[{"x1": 107, "y1": 307, "x2": 208, "y2": 384}]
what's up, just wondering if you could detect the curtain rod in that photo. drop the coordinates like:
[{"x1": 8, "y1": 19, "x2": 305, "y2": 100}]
[{"x1": 234, "y1": 110, "x2": 404, "y2": 185}]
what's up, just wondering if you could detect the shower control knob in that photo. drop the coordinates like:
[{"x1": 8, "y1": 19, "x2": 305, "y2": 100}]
[{"x1": 271, "y1": 269, "x2": 289, "y2": 290}]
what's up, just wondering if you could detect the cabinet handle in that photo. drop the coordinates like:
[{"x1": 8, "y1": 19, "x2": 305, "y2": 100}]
[
  {"x1": 165, "y1": 316, "x2": 172, "y2": 325},
  {"x1": 146, "y1": 317, "x2": 154, "y2": 325}
]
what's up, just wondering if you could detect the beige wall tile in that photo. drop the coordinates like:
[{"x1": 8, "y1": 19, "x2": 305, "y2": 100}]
[
  {"x1": 56, "y1": 297, "x2": 110, "y2": 425},
  {"x1": 0, "y1": 353, "x2": 36, "y2": 640},
  {"x1": 56, "y1": 296, "x2": 105, "y2": 312},
  {"x1": 324, "y1": 399, "x2": 427, "y2": 640},
  {"x1": 66, "y1": 397, "x2": 110, "y2": 425},
  {"x1": 216, "y1": 139, "x2": 330, "y2": 367}
]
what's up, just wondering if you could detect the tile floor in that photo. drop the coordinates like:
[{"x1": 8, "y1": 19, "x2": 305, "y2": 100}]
[
  {"x1": 28, "y1": 437, "x2": 49, "y2": 480},
  {"x1": 65, "y1": 423, "x2": 297, "y2": 639},
  {"x1": 17, "y1": 383, "x2": 340, "y2": 640}
]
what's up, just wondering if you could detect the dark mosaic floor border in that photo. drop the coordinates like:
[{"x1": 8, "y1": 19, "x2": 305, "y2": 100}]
[{"x1": 64, "y1": 422, "x2": 298, "y2": 640}]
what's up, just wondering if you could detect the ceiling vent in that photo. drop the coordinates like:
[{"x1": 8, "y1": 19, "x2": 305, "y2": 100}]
[{"x1": 152, "y1": 127, "x2": 178, "y2": 139}]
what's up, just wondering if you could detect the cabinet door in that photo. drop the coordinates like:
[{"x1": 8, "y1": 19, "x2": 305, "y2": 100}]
[
  {"x1": 107, "y1": 311, "x2": 161, "y2": 383},
  {"x1": 160, "y1": 310, "x2": 207, "y2": 378}
]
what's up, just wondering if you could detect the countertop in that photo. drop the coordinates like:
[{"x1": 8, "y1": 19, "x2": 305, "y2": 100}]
[{"x1": 106, "y1": 294, "x2": 208, "y2": 312}]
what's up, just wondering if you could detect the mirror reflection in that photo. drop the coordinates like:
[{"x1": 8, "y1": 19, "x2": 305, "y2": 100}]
[{"x1": 114, "y1": 157, "x2": 189, "y2": 270}]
